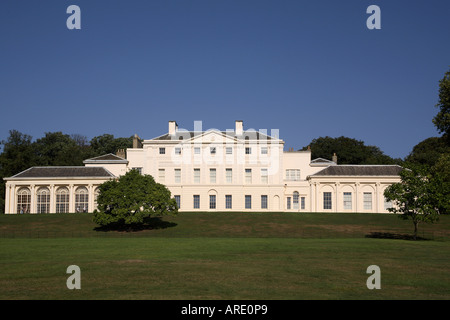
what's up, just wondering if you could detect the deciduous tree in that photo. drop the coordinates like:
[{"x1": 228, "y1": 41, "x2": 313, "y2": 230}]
[
  {"x1": 89, "y1": 134, "x2": 132, "y2": 156},
  {"x1": 93, "y1": 170, "x2": 178, "y2": 229},
  {"x1": 384, "y1": 165, "x2": 441, "y2": 239},
  {"x1": 0, "y1": 130, "x2": 37, "y2": 213},
  {"x1": 433, "y1": 68, "x2": 450, "y2": 144},
  {"x1": 431, "y1": 153, "x2": 450, "y2": 215},
  {"x1": 405, "y1": 136, "x2": 449, "y2": 167},
  {"x1": 301, "y1": 136, "x2": 399, "y2": 164}
]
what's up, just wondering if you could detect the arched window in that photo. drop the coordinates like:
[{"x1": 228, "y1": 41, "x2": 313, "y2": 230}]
[
  {"x1": 17, "y1": 188, "x2": 31, "y2": 213},
  {"x1": 293, "y1": 191, "x2": 299, "y2": 209},
  {"x1": 56, "y1": 187, "x2": 70, "y2": 213},
  {"x1": 37, "y1": 187, "x2": 50, "y2": 214},
  {"x1": 75, "y1": 187, "x2": 89, "y2": 213}
]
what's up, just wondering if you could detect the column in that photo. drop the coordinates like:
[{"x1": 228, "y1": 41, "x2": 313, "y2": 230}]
[
  {"x1": 69, "y1": 184, "x2": 75, "y2": 213},
  {"x1": 88, "y1": 184, "x2": 94, "y2": 213},
  {"x1": 5, "y1": 184, "x2": 11, "y2": 214},
  {"x1": 314, "y1": 182, "x2": 318, "y2": 212},
  {"x1": 30, "y1": 184, "x2": 36, "y2": 214},
  {"x1": 375, "y1": 182, "x2": 380, "y2": 213},
  {"x1": 50, "y1": 184, "x2": 56, "y2": 214},
  {"x1": 335, "y1": 182, "x2": 340, "y2": 213},
  {"x1": 11, "y1": 185, "x2": 18, "y2": 214}
]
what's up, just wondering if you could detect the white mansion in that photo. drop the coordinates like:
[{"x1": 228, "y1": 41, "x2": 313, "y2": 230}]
[{"x1": 3, "y1": 120, "x2": 401, "y2": 214}]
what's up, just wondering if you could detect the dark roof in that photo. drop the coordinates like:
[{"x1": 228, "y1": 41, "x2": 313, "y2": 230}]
[
  {"x1": 311, "y1": 165, "x2": 403, "y2": 176},
  {"x1": 151, "y1": 130, "x2": 275, "y2": 141},
  {"x1": 83, "y1": 153, "x2": 128, "y2": 163},
  {"x1": 9, "y1": 167, "x2": 115, "y2": 179}
]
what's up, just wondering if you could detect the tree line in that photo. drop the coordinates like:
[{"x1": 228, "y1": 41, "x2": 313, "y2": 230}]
[{"x1": 300, "y1": 136, "x2": 402, "y2": 165}]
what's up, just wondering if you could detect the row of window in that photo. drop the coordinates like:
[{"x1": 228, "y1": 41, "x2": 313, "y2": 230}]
[
  {"x1": 285, "y1": 169, "x2": 301, "y2": 181},
  {"x1": 174, "y1": 194, "x2": 270, "y2": 210},
  {"x1": 158, "y1": 168, "x2": 271, "y2": 184},
  {"x1": 322, "y1": 192, "x2": 392, "y2": 210},
  {"x1": 287, "y1": 192, "x2": 306, "y2": 210},
  {"x1": 159, "y1": 146, "x2": 269, "y2": 155},
  {"x1": 15, "y1": 187, "x2": 391, "y2": 213},
  {"x1": 16, "y1": 187, "x2": 96, "y2": 214},
  {"x1": 156, "y1": 168, "x2": 301, "y2": 184}
]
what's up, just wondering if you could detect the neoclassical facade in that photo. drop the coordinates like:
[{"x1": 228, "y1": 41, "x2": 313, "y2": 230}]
[
  {"x1": 3, "y1": 121, "x2": 402, "y2": 214},
  {"x1": 4, "y1": 167, "x2": 114, "y2": 214}
]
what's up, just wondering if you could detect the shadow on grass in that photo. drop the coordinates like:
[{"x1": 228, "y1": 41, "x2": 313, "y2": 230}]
[
  {"x1": 94, "y1": 217, "x2": 177, "y2": 233},
  {"x1": 365, "y1": 232, "x2": 429, "y2": 241}
]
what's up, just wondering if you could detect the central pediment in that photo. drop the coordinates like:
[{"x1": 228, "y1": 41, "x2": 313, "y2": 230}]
[{"x1": 186, "y1": 130, "x2": 239, "y2": 144}]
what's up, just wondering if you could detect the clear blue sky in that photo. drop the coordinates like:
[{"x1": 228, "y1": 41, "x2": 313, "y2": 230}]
[{"x1": 1, "y1": 0, "x2": 449, "y2": 159}]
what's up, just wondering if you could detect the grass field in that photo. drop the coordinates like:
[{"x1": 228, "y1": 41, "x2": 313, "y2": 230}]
[{"x1": 1, "y1": 212, "x2": 450, "y2": 300}]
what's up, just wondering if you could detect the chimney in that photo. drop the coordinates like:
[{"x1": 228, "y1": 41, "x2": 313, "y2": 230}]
[
  {"x1": 332, "y1": 153, "x2": 338, "y2": 164},
  {"x1": 235, "y1": 120, "x2": 243, "y2": 136},
  {"x1": 116, "y1": 149, "x2": 126, "y2": 159},
  {"x1": 132, "y1": 134, "x2": 142, "y2": 148},
  {"x1": 169, "y1": 121, "x2": 178, "y2": 135}
]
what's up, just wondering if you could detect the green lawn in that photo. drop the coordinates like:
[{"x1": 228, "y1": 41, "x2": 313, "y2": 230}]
[{"x1": 1, "y1": 212, "x2": 450, "y2": 299}]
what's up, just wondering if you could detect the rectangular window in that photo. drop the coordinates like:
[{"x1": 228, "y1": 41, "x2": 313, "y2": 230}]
[
  {"x1": 323, "y1": 192, "x2": 332, "y2": 210},
  {"x1": 226, "y1": 168, "x2": 232, "y2": 183},
  {"x1": 210, "y1": 147, "x2": 216, "y2": 154},
  {"x1": 174, "y1": 169, "x2": 181, "y2": 183},
  {"x1": 245, "y1": 169, "x2": 252, "y2": 184},
  {"x1": 159, "y1": 147, "x2": 165, "y2": 154},
  {"x1": 132, "y1": 167, "x2": 142, "y2": 175},
  {"x1": 301, "y1": 197, "x2": 305, "y2": 210},
  {"x1": 343, "y1": 192, "x2": 352, "y2": 210},
  {"x1": 286, "y1": 169, "x2": 300, "y2": 181},
  {"x1": 194, "y1": 169, "x2": 200, "y2": 183},
  {"x1": 287, "y1": 197, "x2": 291, "y2": 210},
  {"x1": 261, "y1": 195, "x2": 268, "y2": 209},
  {"x1": 226, "y1": 147, "x2": 233, "y2": 155},
  {"x1": 158, "y1": 169, "x2": 165, "y2": 183},
  {"x1": 174, "y1": 195, "x2": 180, "y2": 209},
  {"x1": 209, "y1": 195, "x2": 216, "y2": 209},
  {"x1": 245, "y1": 195, "x2": 252, "y2": 209},
  {"x1": 210, "y1": 168, "x2": 216, "y2": 183},
  {"x1": 193, "y1": 195, "x2": 200, "y2": 209},
  {"x1": 364, "y1": 192, "x2": 373, "y2": 210},
  {"x1": 261, "y1": 147, "x2": 268, "y2": 154},
  {"x1": 175, "y1": 147, "x2": 181, "y2": 155},
  {"x1": 194, "y1": 147, "x2": 201, "y2": 154},
  {"x1": 261, "y1": 168, "x2": 268, "y2": 183},
  {"x1": 225, "y1": 195, "x2": 232, "y2": 209},
  {"x1": 245, "y1": 147, "x2": 252, "y2": 154}
]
